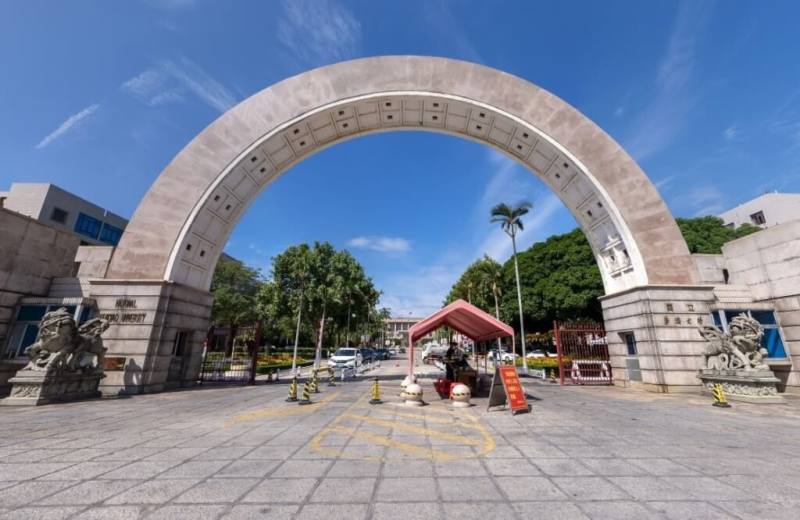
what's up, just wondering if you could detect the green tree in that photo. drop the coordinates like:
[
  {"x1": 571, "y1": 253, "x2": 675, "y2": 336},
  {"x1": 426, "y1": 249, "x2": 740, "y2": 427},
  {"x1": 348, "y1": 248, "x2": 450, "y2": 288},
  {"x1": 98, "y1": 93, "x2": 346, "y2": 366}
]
[
  {"x1": 491, "y1": 201, "x2": 532, "y2": 373},
  {"x1": 210, "y1": 258, "x2": 263, "y2": 354},
  {"x1": 676, "y1": 216, "x2": 759, "y2": 254}
]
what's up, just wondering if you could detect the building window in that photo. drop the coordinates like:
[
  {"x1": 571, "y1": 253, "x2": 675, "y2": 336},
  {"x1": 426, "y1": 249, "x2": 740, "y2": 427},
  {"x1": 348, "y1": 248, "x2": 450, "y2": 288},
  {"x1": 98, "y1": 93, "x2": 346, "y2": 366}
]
[
  {"x1": 712, "y1": 309, "x2": 787, "y2": 359},
  {"x1": 74, "y1": 213, "x2": 102, "y2": 240},
  {"x1": 99, "y1": 223, "x2": 123, "y2": 246},
  {"x1": 621, "y1": 332, "x2": 637, "y2": 356},
  {"x1": 750, "y1": 211, "x2": 766, "y2": 226},
  {"x1": 50, "y1": 207, "x2": 68, "y2": 224},
  {"x1": 173, "y1": 331, "x2": 189, "y2": 357}
]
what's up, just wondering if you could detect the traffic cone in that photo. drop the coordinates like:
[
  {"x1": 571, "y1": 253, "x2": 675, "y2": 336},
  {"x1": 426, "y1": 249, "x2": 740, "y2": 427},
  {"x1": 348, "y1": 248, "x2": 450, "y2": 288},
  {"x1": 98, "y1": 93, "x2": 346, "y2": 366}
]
[
  {"x1": 286, "y1": 376, "x2": 298, "y2": 402},
  {"x1": 298, "y1": 380, "x2": 312, "y2": 405},
  {"x1": 712, "y1": 383, "x2": 731, "y2": 408},
  {"x1": 311, "y1": 370, "x2": 320, "y2": 393},
  {"x1": 369, "y1": 377, "x2": 382, "y2": 405},
  {"x1": 328, "y1": 367, "x2": 336, "y2": 386}
]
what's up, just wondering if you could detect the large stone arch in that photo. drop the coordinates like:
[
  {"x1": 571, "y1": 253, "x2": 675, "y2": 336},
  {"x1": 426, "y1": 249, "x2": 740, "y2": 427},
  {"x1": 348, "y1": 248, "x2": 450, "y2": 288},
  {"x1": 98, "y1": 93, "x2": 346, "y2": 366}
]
[
  {"x1": 107, "y1": 56, "x2": 697, "y2": 294},
  {"x1": 95, "y1": 56, "x2": 710, "y2": 396}
]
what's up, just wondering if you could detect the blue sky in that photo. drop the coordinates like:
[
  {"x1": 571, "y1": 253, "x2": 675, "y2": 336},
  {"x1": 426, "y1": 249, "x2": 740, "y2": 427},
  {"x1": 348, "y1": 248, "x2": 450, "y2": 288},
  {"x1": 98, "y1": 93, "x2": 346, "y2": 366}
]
[{"x1": 1, "y1": 1, "x2": 799, "y2": 316}]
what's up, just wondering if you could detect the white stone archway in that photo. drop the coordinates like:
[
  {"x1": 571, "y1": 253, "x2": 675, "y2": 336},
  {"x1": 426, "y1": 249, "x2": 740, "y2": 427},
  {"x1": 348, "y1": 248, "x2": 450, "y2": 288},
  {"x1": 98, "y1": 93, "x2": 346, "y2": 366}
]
[{"x1": 94, "y1": 57, "x2": 707, "y2": 395}]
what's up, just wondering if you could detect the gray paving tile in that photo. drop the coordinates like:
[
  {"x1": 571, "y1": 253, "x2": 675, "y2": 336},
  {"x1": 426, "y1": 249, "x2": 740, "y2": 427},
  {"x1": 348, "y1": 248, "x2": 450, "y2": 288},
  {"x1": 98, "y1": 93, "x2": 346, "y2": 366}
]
[
  {"x1": 145, "y1": 504, "x2": 227, "y2": 519},
  {"x1": 37, "y1": 480, "x2": 140, "y2": 505},
  {"x1": 72, "y1": 506, "x2": 143, "y2": 520},
  {"x1": 577, "y1": 501, "x2": 664, "y2": 520},
  {"x1": 648, "y1": 501, "x2": 736, "y2": 520},
  {"x1": 627, "y1": 458, "x2": 700, "y2": 476},
  {"x1": 512, "y1": 501, "x2": 590, "y2": 520},
  {"x1": 241, "y1": 478, "x2": 318, "y2": 503},
  {"x1": 106, "y1": 478, "x2": 199, "y2": 504},
  {"x1": 381, "y1": 459, "x2": 434, "y2": 477},
  {"x1": 270, "y1": 459, "x2": 331, "y2": 478},
  {"x1": 578, "y1": 458, "x2": 649, "y2": 476},
  {"x1": 295, "y1": 504, "x2": 368, "y2": 520},
  {"x1": 531, "y1": 458, "x2": 595, "y2": 476},
  {"x1": 433, "y1": 459, "x2": 487, "y2": 477},
  {"x1": 220, "y1": 505, "x2": 299, "y2": 519},
  {"x1": 37, "y1": 461, "x2": 129, "y2": 481},
  {"x1": 0, "y1": 506, "x2": 82, "y2": 519},
  {"x1": 484, "y1": 458, "x2": 541, "y2": 476},
  {"x1": 552, "y1": 477, "x2": 630, "y2": 500},
  {"x1": 172, "y1": 477, "x2": 258, "y2": 503},
  {"x1": 441, "y1": 502, "x2": 516, "y2": 520},
  {"x1": 215, "y1": 459, "x2": 280, "y2": 478},
  {"x1": 375, "y1": 477, "x2": 439, "y2": 502},
  {"x1": 715, "y1": 501, "x2": 798, "y2": 520},
  {"x1": 327, "y1": 459, "x2": 381, "y2": 477},
  {"x1": 155, "y1": 460, "x2": 230, "y2": 479},
  {"x1": 438, "y1": 477, "x2": 502, "y2": 501},
  {"x1": 99, "y1": 460, "x2": 179, "y2": 480},
  {"x1": 495, "y1": 476, "x2": 568, "y2": 501},
  {"x1": 308, "y1": 477, "x2": 376, "y2": 503},
  {"x1": 608, "y1": 476, "x2": 693, "y2": 501},
  {"x1": 0, "y1": 463, "x2": 75, "y2": 481},
  {"x1": 372, "y1": 502, "x2": 443, "y2": 520}
]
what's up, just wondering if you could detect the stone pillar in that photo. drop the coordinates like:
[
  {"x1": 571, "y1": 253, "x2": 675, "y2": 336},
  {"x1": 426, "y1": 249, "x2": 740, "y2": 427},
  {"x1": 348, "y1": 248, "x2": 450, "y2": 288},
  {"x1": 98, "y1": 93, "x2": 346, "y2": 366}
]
[
  {"x1": 88, "y1": 280, "x2": 212, "y2": 396},
  {"x1": 601, "y1": 285, "x2": 716, "y2": 393}
]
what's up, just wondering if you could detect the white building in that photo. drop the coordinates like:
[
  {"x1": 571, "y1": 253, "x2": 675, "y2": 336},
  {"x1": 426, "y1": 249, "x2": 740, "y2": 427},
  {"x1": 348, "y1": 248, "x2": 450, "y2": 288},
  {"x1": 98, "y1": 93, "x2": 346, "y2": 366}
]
[
  {"x1": 0, "y1": 183, "x2": 128, "y2": 246},
  {"x1": 719, "y1": 192, "x2": 800, "y2": 229}
]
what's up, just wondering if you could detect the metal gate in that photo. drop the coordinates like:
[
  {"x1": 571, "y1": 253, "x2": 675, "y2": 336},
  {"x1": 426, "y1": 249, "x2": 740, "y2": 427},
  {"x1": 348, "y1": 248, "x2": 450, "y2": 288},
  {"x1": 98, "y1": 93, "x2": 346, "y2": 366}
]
[
  {"x1": 199, "y1": 351, "x2": 254, "y2": 384},
  {"x1": 553, "y1": 321, "x2": 611, "y2": 385}
]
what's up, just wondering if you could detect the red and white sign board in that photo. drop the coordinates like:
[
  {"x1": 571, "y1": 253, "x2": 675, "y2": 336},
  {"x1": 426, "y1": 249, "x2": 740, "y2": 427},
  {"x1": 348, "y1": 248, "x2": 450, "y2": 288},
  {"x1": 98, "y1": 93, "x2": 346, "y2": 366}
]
[{"x1": 487, "y1": 365, "x2": 531, "y2": 415}]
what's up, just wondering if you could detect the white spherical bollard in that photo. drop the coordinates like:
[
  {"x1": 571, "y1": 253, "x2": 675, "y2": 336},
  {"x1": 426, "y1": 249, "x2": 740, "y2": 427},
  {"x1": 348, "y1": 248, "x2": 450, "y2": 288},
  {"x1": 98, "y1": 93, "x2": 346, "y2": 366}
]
[
  {"x1": 403, "y1": 383, "x2": 424, "y2": 407},
  {"x1": 450, "y1": 383, "x2": 472, "y2": 408}
]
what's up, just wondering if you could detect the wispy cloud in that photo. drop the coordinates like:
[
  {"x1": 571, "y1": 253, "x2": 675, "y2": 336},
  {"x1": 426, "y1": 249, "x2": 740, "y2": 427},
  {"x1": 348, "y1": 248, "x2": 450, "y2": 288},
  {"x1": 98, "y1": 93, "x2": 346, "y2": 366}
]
[
  {"x1": 143, "y1": 0, "x2": 198, "y2": 10},
  {"x1": 422, "y1": 0, "x2": 484, "y2": 63},
  {"x1": 479, "y1": 193, "x2": 564, "y2": 261},
  {"x1": 624, "y1": 1, "x2": 713, "y2": 161},
  {"x1": 35, "y1": 103, "x2": 100, "y2": 149},
  {"x1": 723, "y1": 125, "x2": 737, "y2": 140},
  {"x1": 347, "y1": 236, "x2": 411, "y2": 254},
  {"x1": 121, "y1": 57, "x2": 236, "y2": 113},
  {"x1": 689, "y1": 184, "x2": 728, "y2": 216},
  {"x1": 277, "y1": 0, "x2": 361, "y2": 66}
]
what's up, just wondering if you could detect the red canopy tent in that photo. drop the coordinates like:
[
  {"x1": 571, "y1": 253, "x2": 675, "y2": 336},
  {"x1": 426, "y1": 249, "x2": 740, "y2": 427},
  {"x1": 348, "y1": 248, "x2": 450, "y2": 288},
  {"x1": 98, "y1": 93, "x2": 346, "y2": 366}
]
[{"x1": 407, "y1": 299, "x2": 514, "y2": 374}]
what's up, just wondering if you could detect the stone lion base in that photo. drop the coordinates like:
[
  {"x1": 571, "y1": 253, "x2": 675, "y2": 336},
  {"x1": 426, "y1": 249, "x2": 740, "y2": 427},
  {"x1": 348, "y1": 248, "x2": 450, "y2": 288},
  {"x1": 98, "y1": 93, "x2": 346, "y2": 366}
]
[
  {"x1": 1, "y1": 370, "x2": 104, "y2": 406},
  {"x1": 698, "y1": 369, "x2": 785, "y2": 404}
]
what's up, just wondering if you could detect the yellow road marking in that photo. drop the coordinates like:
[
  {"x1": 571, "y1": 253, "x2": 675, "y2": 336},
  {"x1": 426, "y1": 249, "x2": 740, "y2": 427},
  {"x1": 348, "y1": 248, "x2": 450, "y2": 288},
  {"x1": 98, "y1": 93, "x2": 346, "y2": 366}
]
[
  {"x1": 327, "y1": 425, "x2": 460, "y2": 461},
  {"x1": 226, "y1": 391, "x2": 341, "y2": 426},
  {"x1": 339, "y1": 413, "x2": 482, "y2": 446}
]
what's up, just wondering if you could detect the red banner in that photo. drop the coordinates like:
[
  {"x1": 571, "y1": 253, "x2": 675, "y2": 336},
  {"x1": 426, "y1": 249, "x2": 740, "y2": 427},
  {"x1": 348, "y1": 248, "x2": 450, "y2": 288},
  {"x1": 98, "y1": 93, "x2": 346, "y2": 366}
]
[{"x1": 498, "y1": 366, "x2": 529, "y2": 413}]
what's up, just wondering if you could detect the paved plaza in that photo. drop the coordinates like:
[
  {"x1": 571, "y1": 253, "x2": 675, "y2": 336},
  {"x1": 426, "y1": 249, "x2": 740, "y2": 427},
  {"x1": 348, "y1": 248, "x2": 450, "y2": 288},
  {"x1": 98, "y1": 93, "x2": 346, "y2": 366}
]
[{"x1": 1, "y1": 359, "x2": 799, "y2": 520}]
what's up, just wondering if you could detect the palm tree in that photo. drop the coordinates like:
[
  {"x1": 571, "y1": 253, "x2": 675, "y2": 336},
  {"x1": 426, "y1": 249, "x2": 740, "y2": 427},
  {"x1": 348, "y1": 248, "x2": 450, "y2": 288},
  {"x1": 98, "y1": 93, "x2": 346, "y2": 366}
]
[
  {"x1": 485, "y1": 255, "x2": 504, "y2": 350},
  {"x1": 490, "y1": 201, "x2": 532, "y2": 374}
]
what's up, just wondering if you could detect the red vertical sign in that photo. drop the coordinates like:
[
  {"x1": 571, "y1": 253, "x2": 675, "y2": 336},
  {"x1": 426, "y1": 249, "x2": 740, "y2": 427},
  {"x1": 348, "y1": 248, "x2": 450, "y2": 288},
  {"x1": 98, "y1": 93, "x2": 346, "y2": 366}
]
[{"x1": 498, "y1": 366, "x2": 529, "y2": 413}]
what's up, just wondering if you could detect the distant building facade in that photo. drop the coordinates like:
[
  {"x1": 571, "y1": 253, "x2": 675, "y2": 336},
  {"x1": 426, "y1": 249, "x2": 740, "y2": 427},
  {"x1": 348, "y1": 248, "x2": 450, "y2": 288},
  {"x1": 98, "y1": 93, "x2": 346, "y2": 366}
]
[
  {"x1": 0, "y1": 183, "x2": 128, "y2": 246},
  {"x1": 718, "y1": 192, "x2": 800, "y2": 229}
]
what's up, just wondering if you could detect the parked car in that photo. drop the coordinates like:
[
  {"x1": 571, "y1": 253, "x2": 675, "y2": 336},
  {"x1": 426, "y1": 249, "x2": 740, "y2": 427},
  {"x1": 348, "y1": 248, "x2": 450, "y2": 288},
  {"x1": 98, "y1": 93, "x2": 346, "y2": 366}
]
[
  {"x1": 490, "y1": 348, "x2": 518, "y2": 363},
  {"x1": 360, "y1": 348, "x2": 375, "y2": 362},
  {"x1": 526, "y1": 349, "x2": 549, "y2": 359},
  {"x1": 422, "y1": 342, "x2": 448, "y2": 363},
  {"x1": 328, "y1": 348, "x2": 362, "y2": 369},
  {"x1": 374, "y1": 348, "x2": 391, "y2": 360}
]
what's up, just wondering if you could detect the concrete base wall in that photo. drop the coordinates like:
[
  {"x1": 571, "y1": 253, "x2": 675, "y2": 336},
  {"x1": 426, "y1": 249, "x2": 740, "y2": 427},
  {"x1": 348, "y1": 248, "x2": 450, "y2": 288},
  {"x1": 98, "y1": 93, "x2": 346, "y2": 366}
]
[
  {"x1": 87, "y1": 280, "x2": 212, "y2": 396},
  {"x1": 601, "y1": 285, "x2": 716, "y2": 393}
]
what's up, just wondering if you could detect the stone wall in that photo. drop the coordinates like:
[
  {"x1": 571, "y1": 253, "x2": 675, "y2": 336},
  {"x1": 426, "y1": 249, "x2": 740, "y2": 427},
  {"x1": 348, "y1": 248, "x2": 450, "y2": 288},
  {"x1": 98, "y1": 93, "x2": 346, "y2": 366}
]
[
  {"x1": 0, "y1": 208, "x2": 80, "y2": 393},
  {"x1": 722, "y1": 220, "x2": 800, "y2": 390},
  {"x1": 601, "y1": 285, "x2": 716, "y2": 392},
  {"x1": 87, "y1": 280, "x2": 212, "y2": 396}
]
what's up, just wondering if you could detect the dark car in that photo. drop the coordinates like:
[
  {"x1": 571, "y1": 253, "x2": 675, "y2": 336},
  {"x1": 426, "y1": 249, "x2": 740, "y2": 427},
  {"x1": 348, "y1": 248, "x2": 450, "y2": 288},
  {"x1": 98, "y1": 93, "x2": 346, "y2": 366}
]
[
  {"x1": 374, "y1": 348, "x2": 391, "y2": 360},
  {"x1": 360, "y1": 348, "x2": 375, "y2": 362}
]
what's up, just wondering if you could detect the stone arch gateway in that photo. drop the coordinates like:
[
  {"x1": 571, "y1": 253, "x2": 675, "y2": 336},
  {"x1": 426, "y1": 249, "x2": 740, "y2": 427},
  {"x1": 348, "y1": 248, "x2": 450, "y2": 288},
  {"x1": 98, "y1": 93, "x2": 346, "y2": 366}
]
[{"x1": 95, "y1": 56, "x2": 711, "y2": 395}]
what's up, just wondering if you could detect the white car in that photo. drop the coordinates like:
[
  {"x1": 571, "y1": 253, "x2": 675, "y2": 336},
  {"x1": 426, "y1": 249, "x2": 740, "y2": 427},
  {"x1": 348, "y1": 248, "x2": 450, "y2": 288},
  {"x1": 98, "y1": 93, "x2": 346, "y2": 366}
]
[
  {"x1": 491, "y1": 349, "x2": 518, "y2": 363},
  {"x1": 526, "y1": 350, "x2": 549, "y2": 359},
  {"x1": 328, "y1": 348, "x2": 362, "y2": 370}
]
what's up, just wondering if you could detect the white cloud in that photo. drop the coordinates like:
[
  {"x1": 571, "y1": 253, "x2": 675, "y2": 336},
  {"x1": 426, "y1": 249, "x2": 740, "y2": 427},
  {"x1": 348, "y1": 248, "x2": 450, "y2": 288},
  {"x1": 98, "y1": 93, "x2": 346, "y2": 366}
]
[
  {"x1": 723, "y1": 125, "x2": 737, "y2": 140},
  {"x1": 624, "y1": 1, "x2": 713, "y2": 161},
  {"x1": 35, "y1": 103, "x2": 100, "y2": 149},
  {"x1": 347, "y1": 236, "x2": 411, "y2": 254},
  {"x1": 379, "y1": 262, "x2": 463, "y2": 317},
  {"x1": 121, "y1": 57, "x2": 236, "y2": 113},
  {"x1": 277, "y1": 0, "x2": 361, "y2": 66}
]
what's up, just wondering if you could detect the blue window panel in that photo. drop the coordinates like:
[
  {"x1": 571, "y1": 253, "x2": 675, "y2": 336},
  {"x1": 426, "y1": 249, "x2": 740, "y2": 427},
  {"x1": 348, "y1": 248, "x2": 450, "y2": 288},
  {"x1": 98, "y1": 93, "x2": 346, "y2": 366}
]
[
  {"x1": 712, "y1": 312, "x2": 722, "y2": 327},
  {"x1": 762, "y1": 329, "x2": 787, "y2": 358},
  {"x1": 99, "y1": 223, "x2": 123, "y2": 245},
  {"x1": 750, "y1": 310, "x2": 777, "y2": 325},
  {"x1": 18, "y1": 324, "x2": 40, "y2": 357},
  {"x1": 17, "y1": 305, "x2": 47, "y2": 322},
  {"x1": 79, "y1": 306, "x2": 92, "y2": 323},
  {"x1": 74, "y1": 212, "x2": 102, "y2": 240}
]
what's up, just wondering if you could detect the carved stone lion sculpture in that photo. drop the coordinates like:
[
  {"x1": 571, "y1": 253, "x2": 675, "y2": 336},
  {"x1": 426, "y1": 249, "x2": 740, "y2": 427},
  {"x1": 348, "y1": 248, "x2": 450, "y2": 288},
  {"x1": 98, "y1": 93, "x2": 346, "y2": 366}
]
[
  {"x1": 698, "y1": 313, "x2": 767, "y2": 371},
  {"x1": 23, "y1": 308, "x2": 109, "y2": 375}
]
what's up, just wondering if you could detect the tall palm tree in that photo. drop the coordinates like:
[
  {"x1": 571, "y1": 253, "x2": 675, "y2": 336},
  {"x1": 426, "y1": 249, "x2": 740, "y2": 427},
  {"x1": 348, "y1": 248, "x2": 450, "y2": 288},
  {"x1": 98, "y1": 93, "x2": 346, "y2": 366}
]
[
  {"x1": 485, "y1": 255, "x2": 504, "y2": 350},
  {"x1": 490, "y1": 201, "x2": 532, "y2": 374}
]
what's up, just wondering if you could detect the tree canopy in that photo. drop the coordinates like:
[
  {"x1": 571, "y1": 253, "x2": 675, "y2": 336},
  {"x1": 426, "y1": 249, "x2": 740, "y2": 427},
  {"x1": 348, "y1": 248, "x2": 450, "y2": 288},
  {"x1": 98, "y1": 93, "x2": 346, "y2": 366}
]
[
  {"x1": 210, "y1": 259, "x2": 262, "y2": 329},
  {"x1": 676, "y1": 216, "x2": 759, "y2": 254},
  {"x1": 447, "y1": 216, "x2": 761, "y2": 333}
]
